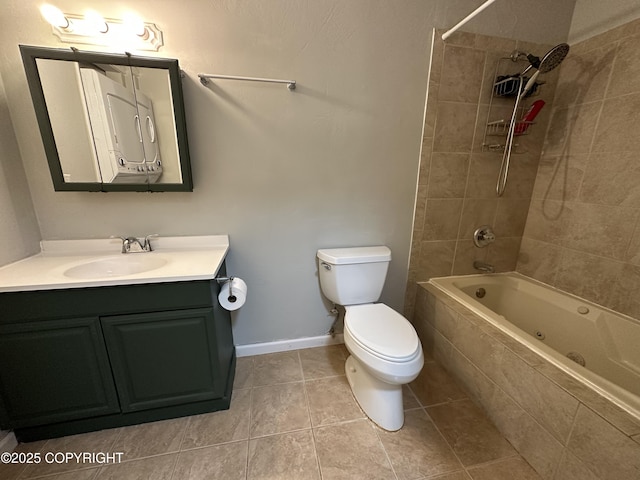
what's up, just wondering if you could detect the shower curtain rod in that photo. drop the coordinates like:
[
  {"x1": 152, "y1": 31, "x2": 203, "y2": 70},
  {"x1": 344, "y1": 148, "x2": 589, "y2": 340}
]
[{"x1": 442, "y1": 0, "x2": 497, "y2": 41}]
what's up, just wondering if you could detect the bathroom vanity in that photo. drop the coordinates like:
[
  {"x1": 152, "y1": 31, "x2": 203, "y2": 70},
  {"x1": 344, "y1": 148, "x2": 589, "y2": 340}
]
[{"x1": 0, "y1": 236, "x2": 235, "y2": 441}]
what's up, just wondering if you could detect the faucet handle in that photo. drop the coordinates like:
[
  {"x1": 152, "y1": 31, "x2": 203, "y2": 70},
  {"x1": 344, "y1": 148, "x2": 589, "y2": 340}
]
[
  {"x1": 473, "y1": 225, "x2": 496, "y2": 248},
  {"x1": 110, "y1": 235, "x2": 129, "y2": 253},
  {"x1": 144, "y1": 234, "x2": 159, "y2": 251}
]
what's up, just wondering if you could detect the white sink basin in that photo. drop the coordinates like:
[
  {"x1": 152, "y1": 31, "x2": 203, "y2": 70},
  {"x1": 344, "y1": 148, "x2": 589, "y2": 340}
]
[{"x1": 64, "y1": 255, "x2": 168, "y2": 279}]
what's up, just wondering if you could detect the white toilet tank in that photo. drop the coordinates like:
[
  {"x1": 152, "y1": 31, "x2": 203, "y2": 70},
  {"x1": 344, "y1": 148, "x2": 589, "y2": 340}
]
[{"x1": 317, "y1": 246, "x2": 391, "y2": 305}]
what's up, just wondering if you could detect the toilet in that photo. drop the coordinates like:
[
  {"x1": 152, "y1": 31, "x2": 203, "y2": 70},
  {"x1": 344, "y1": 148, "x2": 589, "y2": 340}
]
[{"x1": 317, "y1": 246, "x2": 423, "y2": 431}]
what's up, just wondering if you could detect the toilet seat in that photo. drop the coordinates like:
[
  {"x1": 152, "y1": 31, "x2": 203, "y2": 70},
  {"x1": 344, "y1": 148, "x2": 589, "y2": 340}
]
[{"x1": 344, "y1": 304, "x2": 420, "y2": 363}]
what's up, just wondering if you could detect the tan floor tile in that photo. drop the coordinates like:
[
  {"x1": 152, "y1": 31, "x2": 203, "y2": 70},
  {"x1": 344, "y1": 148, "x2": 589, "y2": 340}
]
[
  {"x1": 376, "y1": 409, "x2": 462, "y2": 479},
  {"x1": 182, "y1": 388, "x2": 251, "y2": 449},
  {"x1": 299, "y1": 345, "x2": 347, "y2": 380},
  {"x1": 95, "y1": 454, "x2": 176, "y2": 480},
  {"x1": 250, "y1": 382, "x2": 311, "y2": 437},
  {"x1": 466, "y1": 456, "x2": 542, "y2": 479},
  {"x1": 410, "y1": 361, "x2": 468, "y2": 406},
  {"x1": 314, "y1": 419, "x2": 395, "y2": 480},
  {"x1": 110, "y1": 418, "x2": 187, "y2": 460},
  {"x1": 305, "y1": 376, "x2": 364, "y2": 426},
  {"x1": 425, "y1": 472, "x2": 471, "y2": 480},
  {"x1": 247, "y1": 430, "x2": 320, "y2": 480},
  {"x1": 0, "y1": 440, "x2": 45, "y2": 480},
  {"x1": 21, "y1": 428, "x2": 120, "y2": 478},
  {"x1": 253, "y1": 351, "x2": 303, "y2": 386},
  {"x1": 172, "y1": 442, "x2": 247, "y2": 480},
  {"x1": 427, "y1": 399, "x2": 516, "y2": 467},
  {"x1": 403, "y1": 385, "x2": 421, "y2": 410},
  {"x1": 233, "y1": 356, "x2": 255, "y2": 390},
  {"x1": 48, "y1": 468, "x2": 100, "y2": 479}
]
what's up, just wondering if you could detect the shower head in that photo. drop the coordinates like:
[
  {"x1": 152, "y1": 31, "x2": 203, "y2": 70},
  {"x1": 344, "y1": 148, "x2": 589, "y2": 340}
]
[
  {"x1": 537, "y1": 43, "x2": 570, "y2": 73},
  {"x1": 513, "y1": 43, "x2": 571, "y2": 75}
]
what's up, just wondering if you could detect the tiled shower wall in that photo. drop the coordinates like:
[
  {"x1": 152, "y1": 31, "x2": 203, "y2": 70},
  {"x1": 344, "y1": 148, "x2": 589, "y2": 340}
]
[
  {"x1": 517, "y1": 17, "x2": 640, "y2": 320},
  {"x1": 405, "y1": 30, "x2": 558, "y2": 315}
]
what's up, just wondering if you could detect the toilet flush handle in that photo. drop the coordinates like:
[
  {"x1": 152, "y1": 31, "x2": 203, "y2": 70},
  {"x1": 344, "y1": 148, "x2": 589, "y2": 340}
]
[{"x1": 321, "y1": 262, "x2": 332, "y2": 270}]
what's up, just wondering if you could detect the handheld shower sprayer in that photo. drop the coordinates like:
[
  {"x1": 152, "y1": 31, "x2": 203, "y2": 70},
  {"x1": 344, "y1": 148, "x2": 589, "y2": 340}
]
[
  {"x1": 512, "y1": 43, "x2": 570, "y2": 97},
  {"x1": 496, "y1": 43, "x2": 570, "y2": 197}
]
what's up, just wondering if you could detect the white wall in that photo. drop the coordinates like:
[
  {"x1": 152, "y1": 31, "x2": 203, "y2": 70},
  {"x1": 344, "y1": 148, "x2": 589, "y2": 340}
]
[
  {"x1": 569, "y1": 0, "x2": 640, "y2": 43},
  {"x1": 0, "y1": 74, "x2": 41, "y2": 266},
  {"x1": 0, "y1": 0, "x2": 575, "y2": 346}
]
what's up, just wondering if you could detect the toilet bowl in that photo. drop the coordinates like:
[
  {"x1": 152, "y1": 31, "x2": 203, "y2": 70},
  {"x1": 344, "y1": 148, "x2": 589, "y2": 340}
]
[
  {"x1": 343, "y1": 303, "x2": 423, "y2": 430},
  {"x1": 316, "y1": 246, "x2": 424, "y2": 431}
]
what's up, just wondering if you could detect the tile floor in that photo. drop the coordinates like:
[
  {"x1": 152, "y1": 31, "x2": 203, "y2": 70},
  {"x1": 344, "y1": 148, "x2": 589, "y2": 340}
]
[{"x1": 1, "y1": 345, "x2": 544, "y2": 479}]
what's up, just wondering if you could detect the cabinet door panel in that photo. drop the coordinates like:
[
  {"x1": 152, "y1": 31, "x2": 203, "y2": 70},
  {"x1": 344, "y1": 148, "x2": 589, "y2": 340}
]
[
  {"x1": 101, "y1": 309, "x2": 222, "y2": 412},
  {"x1": 0, "y1": 318, "x2": 120, "y2": 428}
]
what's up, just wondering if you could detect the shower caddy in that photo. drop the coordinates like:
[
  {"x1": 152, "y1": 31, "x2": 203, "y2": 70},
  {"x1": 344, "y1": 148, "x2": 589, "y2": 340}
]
[{"x1": 482, "y1": 56, "x2": 543, "y2": 153}]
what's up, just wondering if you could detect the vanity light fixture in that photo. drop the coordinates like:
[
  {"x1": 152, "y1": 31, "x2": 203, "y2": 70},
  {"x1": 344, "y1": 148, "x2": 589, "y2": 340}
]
[{"x1": 39, "y1": 4, "x2": 164, "y2": 51}]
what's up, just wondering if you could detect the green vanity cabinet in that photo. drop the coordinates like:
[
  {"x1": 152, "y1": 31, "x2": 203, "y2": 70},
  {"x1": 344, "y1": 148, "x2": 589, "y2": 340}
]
[
  {"x1": 0, "y1": 317, "x2": 120, "y2": 428},
  {"x1": 101, "y1": 308, "x2": 224, "y2": 412},
  {"x1": 0, "y1": 269, "x2": 235, "y2": 441}
]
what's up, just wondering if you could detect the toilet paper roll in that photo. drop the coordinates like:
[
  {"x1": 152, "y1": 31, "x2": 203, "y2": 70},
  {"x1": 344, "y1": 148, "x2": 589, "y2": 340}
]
[{"x1": 218, "y1": 277, "x2": 247, "y2": 311}]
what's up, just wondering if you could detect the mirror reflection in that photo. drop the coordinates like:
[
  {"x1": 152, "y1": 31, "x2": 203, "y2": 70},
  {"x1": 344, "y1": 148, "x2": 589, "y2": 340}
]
[{"x1": 20, "y1": 46, "x2": 192, "y2": 192}]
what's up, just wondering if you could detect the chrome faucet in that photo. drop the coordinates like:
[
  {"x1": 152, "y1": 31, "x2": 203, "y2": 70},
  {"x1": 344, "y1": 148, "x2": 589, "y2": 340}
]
[
  {"x1": 473, "y1": 261, "x2": 495, "y2": 273},
  {"x1": 112, "y1": 234, "x2": 158, "y2": 253}
]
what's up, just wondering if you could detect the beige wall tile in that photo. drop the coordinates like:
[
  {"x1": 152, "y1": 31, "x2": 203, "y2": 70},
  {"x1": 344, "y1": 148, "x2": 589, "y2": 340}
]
[
  {"x1": 486, "y1": 237, "x2": 521, "y2": 272},
  {"x1": 439, "y1": 46, "x2": 486, "y2": 104},
  {"x1": 433, "y1": 102, "x2": 478, "y2": 153},
  {"x1": 422, "y1": 199, "x2": 464, "y2": 241},
  {"x1": 531, "y1": 154, "x2": 587, "y2": 201},
  {"x1": 452, "y1": 240, "x2": 487, "y2": 275},
  {"x1": 607, "y1": 33, "x2": 640, "y2": 97},
  {"x1": 554, "y1": 45, "x2": 617, "y2": 107},
  {"x1": 543, "y1": 102, "x2": 601, "y2": 156},
  {"x1": 516, "y1": 238, "x2": 561, "y2": 285},
  {"x1": 428, "y1": 153, "x2": 471, "y2": 198},
  {"x1": 592, "y1": 93, "x2": 640, "y2": 153},
  {"x1": 465, "y1": 153, "x2": 502, "y2": 198},
  {"x1": 580, "y1": 151, "x2": 640, "y2": 206},
  {"x1": 495, "y1": 198, "x2": 531, "y2": 237},
  {"x1": 567, "y1": 405, "x2": 640, "y2": 480},
  {"x1": 415, "y1": 241, "x2": 456, "y2": 280},
  {"x1": 427, "y1": 399, "x2": 516, "y2": 466},
  {"x1": 458, "y1": 198, "x2": 498, "y2": 240},
  {"x1": 410, "y1": 361, "x2": 468, "y2": 406}
]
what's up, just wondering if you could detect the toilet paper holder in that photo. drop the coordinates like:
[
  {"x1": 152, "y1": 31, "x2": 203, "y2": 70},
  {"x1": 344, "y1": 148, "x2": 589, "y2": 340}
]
[{"x1": 216, "y1": 276, "x2": 237, "y2": 303}]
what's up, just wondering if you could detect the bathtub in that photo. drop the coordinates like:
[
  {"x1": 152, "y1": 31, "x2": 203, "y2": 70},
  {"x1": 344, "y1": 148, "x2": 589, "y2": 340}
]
[{"x1": 429, "y1": 272, "x2": 640, "y2": 420}]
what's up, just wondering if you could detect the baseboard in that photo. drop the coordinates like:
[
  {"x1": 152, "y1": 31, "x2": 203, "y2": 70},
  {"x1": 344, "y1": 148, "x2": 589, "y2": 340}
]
[
  {"x1": 0, "y1": 431, "x2": 17, "y2": 453},
  {"x1": 236, "y1": 333, "x2": 344, "y2": 357}
]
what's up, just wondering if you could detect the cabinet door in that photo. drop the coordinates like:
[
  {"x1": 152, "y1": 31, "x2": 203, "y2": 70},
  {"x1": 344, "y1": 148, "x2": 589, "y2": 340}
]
[
  {"x1": 101, "y1": 308, "x2": 223, "y2": 412},
  {"x1": 0, "y1": 318, "x2": 120, "y2": 429}
]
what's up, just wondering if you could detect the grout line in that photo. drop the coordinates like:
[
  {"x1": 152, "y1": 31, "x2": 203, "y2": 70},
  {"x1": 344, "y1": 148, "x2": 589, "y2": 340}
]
[{"x1": 300, "y1": 362, "x2": 323, "y2": 479}]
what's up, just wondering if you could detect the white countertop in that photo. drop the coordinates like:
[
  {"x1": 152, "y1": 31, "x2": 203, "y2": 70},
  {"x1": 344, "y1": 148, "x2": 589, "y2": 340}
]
[{"x1": 0, "y1": 235, "x2": 229, "y2": 293}]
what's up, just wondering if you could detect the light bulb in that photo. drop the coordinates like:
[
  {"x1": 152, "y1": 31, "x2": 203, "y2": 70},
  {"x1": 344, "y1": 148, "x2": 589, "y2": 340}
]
[
  {"x1": 40, "y1": 4, "x2": 69, "y2": 29},
  {"x1": 84, "y1": 9, "x2": 108, "y2": 34},
  {"x1": 123, "y1": 13, "x2": 148, "y2": 38}
]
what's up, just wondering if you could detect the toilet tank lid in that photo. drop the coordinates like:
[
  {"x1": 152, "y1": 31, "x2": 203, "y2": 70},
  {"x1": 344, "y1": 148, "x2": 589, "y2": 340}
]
[{"x1": 317, "y1": 246, "x2": 391, "y2": 265}]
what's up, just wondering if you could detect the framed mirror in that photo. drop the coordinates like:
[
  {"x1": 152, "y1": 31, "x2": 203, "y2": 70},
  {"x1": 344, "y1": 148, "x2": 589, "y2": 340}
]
[{"x1": 19, "y1": 45, "x2": 193, "y2": 192}]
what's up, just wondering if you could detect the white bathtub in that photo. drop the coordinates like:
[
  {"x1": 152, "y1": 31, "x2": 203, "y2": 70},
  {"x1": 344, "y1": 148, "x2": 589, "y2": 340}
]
[{"x1": 429, "y1": 272, "x2": 640, "y2": 420}]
